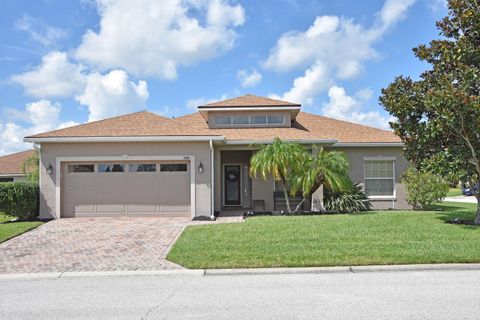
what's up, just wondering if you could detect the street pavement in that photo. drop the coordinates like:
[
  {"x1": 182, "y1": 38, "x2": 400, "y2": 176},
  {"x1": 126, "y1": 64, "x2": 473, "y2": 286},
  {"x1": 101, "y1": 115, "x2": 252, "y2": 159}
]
[{"x1": 1, "y1": 269, "x2": 480, "y2": 319}]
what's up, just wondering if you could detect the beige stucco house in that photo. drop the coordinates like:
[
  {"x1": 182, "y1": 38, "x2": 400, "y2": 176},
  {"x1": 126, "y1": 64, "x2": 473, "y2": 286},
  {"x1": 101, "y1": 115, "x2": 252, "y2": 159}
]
[
  {"x1": 0, "y1": 150, "x2": 36, "y2": 182},
  {"x1": 25, "y1": 95, "x2": 409, "y2": 220}
]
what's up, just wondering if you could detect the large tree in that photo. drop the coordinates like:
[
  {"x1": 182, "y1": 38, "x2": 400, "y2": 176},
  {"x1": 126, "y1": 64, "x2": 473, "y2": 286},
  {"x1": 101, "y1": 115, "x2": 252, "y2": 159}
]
[{"x1": 380, "y1": 0, "x2": 480, "y2": 223}]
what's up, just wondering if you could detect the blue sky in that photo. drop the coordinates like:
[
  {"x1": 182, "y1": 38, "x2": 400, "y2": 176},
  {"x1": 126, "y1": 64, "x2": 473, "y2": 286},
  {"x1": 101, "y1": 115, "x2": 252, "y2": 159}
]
[{"x1": 0, "y1": 0, "x2": 447, "y2": 155}]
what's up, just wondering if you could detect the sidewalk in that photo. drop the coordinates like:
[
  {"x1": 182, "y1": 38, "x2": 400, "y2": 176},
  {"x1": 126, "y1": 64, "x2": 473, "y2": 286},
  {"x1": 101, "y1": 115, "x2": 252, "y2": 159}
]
[{"x1": 444, "y1": 196, "x2": 477, "y2": 203}]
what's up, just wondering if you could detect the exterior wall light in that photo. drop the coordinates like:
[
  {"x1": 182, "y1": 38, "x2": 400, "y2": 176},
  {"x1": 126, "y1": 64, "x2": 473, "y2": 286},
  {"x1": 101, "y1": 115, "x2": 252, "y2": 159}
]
[
  {"x1": 47, "y1": 163, "x2": 53, "y2": 175},
  {"x1": 198, "y1": 161, "x2": 204, "y2": 174}
]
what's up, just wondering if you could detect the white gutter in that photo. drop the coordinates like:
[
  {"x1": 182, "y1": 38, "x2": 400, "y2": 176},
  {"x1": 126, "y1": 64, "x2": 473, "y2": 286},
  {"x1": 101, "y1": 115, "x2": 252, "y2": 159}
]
[
  {"x1": 24, "y1": 136, "x2": 225, "y2": 143},
  {"x1": 198, "y1": 106, "x2": 300, "y2": 112},
  {"x1": 209, "y1": 140, "x2": 215, "y2": 220},
  {"x1": 332, "y1": 142, "x2": 404, "y2": 147},
  {"x1": 225, "y1": 139, "x2": 338, "y2": 145}
]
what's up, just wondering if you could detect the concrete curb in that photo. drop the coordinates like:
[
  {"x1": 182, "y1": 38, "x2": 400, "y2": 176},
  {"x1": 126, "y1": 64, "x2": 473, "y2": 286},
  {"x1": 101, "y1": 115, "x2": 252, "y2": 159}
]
[
  {"x1": 0, "y1": 269, "x2": 204, "y2": 280},
  {"x1": 204, "y1": 266, "x2": 350, "y2": 275},
  {"x1": 349, "y1": 263, "x2": 480, "y2": 273},
  {"x1": 2, "y1": 263, "x2": 480, "y2": 280}
]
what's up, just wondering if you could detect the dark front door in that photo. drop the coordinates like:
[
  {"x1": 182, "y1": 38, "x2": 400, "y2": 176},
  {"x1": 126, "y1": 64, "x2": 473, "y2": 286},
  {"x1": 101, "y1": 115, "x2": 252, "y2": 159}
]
[{"x1": 224, "y1": 165, "x2": 241, "y2": 206}]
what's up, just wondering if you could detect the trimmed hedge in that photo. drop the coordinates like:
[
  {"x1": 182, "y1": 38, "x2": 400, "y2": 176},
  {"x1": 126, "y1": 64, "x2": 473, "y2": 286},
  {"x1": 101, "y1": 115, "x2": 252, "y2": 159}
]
[
  {"x1": 403, "y1": 167, "x2": 449, "y2": 210},
  {"x1": 0, "y1": 182, "x2": 39, "y2": 220}
]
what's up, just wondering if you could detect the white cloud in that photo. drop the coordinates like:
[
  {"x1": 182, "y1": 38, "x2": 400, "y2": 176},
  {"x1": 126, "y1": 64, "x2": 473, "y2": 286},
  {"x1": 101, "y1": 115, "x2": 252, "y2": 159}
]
[
  {"x1": 11, "y1": 51, "x2": 86, "y2": 98},
  {"x1": 322, "y1": 86, "x2": 391, "y2": 130},
  {"x1": 75, "y1": 0, "x2": 245, "y2": 79},
  {"x1": 265, "y1": 0, "x2": 416, "y2": 104},
  {"x1": 0, "y1": 100, "x2": 78, "y2": 155},
  {"x1": 236, "y1": 69, "x2": 262, "y2": 88},
  {"x1": 186, "y1": 94, "x2": 228, "y2": 111},
  {"x1": 377, "y1": 0, "x2": 417, "y2": 30},
  {"x1": 15, "y1": 14, "x2": 69, "y2": 48},
  {"x1": 269, "y1": 61, "x2": 331, "y2": 105},
  {"x1": 76, "y1": 70, "x2": 149, "y2": 122},
  {"x1": 427, "y1": 0, "x2": 447, "y2": 13}
]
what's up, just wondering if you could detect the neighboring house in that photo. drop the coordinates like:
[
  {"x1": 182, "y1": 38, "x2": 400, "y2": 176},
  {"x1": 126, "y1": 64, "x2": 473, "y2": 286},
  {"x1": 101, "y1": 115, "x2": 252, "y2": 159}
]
[
  {"x1": 25, "y1": 95, "x2": 409, "y2": 220},
  {"x1": 0, "y1": 149, "x2": 36, "y2": 182}
]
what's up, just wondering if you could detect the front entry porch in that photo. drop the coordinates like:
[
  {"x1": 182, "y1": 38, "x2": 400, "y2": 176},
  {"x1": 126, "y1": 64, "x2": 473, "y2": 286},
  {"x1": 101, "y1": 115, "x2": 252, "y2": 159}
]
[{"x1": 214, "y1": 149, "x2": 310, "y2": 216}]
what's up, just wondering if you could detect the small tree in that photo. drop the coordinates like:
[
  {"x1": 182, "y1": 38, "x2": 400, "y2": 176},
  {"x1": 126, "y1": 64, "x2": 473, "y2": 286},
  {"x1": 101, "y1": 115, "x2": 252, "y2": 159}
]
[
  {"x1": 21, "y1": 151, "x2": 39, "y2": 183},
  {"x1": 250, "y1": 138, "x2": 305, "y2": 213},
  {"x1": 380, "y1": 0, "x2": 480, "y2": 223},
  {"x1": 403, "y1": 168, "x2": 449, "y2": 210},
  {"x1": 250, "y1": 139, "x2": 351, "y2": 214},
  {"x1": 290, "y1": 147, "x2": 351, "y2": 212}
]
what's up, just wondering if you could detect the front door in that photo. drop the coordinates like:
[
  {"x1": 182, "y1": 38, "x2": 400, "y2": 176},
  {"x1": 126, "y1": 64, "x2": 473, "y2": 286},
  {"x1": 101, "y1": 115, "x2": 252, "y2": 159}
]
[{"x1": 224, "y1": 165, "x2": 241, "y2": 206}]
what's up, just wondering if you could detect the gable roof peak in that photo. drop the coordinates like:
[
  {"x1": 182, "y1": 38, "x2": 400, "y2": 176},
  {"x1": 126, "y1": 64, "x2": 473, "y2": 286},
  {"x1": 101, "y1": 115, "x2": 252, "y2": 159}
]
[{"x1": 199, "y1": 94, "x2": 301, "y2": 108}]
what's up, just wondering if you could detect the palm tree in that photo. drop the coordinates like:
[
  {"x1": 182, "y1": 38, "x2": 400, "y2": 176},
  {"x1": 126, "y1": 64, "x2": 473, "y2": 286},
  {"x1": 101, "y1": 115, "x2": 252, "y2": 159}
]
[
  {"x1": 22, "y1": 151, "x2": 39, "y2": 183},
  {"x1": 250, "y1": 138, "x2": 305, "y2": 213},
  {"x1": 290, "y1": 147, "x2": 351, "y2": 213}
]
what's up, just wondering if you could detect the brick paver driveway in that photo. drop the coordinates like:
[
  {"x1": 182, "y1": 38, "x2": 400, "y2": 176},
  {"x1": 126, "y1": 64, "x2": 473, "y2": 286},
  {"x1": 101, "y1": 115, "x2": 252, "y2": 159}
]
[{"x1": 0, "y1": 217, "x2": 192, "y2": 274}]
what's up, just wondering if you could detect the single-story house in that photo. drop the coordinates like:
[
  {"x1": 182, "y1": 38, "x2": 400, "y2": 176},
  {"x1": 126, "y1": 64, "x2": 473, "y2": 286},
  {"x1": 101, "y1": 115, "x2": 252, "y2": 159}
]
[
  {"x1": 25, "y1": 94, "x2": 409, "y2": 220},
  {"x1": 0, "y1": 149, "x2": 36, "y2": 182}
]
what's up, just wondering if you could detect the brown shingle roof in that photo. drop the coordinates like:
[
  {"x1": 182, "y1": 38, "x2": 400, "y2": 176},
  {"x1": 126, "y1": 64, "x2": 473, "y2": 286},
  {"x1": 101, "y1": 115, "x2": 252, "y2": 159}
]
[
  {"x1": 25, "y1": 104, "x2": 400, "y2": 143},
  {"x1": 0, "y1": 150, "x2": 36, "y2": 175},
  {"x1": 174, "y1": 112, "x2": 400, "y2": 143},
  {"x1": 26, "y1": 111, "x2": 219, "y2": 138},
  {"x1": 199, "y1": 94, "x2": 300, "y2": 108}
]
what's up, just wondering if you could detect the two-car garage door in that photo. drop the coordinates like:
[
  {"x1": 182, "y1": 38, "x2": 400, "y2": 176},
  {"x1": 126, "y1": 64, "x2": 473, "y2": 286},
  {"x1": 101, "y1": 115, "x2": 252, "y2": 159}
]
[{"x1": 61, "y1": 161, "x2": 191, "y2": 217}]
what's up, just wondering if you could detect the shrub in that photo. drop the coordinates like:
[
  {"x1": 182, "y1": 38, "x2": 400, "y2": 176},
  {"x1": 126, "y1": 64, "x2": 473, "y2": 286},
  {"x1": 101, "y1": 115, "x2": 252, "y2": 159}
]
[
  {"x1": 403, "y1": 167, "x2": 449, "y2": 210},
  {"x1": 324, "y1": 184, "x2": 372, "y2": 213},
  {"x1": 0, "y1": 182, "x2": 39, "y2": 220}
]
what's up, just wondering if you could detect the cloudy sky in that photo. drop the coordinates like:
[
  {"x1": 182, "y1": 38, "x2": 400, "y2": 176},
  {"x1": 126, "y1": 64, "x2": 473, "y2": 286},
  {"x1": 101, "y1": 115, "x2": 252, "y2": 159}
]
[{"x1": 0, "y1": 0, "x2": 447, "y2": 155}]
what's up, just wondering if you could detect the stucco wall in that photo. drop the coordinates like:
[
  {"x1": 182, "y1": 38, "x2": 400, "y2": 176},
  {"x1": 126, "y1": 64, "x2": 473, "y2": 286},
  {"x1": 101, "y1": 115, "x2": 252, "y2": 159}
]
[
  {"x1": 330, "y1": 146, "x2": 411, "y2": 210},
  {"x1": 39, "y1": 141, "x2": 212, "y2": 219}
]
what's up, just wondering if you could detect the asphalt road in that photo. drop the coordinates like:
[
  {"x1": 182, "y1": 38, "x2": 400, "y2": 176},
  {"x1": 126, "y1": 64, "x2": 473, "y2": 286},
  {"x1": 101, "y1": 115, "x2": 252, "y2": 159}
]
[{"x1": 1, "y1": 270, "x2": 480, "y2": 319}]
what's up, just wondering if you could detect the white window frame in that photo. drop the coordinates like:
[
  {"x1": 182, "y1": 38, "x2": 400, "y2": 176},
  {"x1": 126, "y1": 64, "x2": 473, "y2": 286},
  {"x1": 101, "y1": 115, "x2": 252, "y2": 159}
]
[
  {"x1": 363, "y1": 156, "x2": 396, "y2": 200},
  {"x1": 214, "y1": 115, "x2": 285, "y2": 127}
]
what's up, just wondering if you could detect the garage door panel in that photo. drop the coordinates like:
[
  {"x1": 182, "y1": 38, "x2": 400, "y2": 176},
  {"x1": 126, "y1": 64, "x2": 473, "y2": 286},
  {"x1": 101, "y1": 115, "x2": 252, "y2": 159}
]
[
  {"x1": 62, "y1": 160, "x2": 191, "y2": 217},
  {"x1": 158, "y1": 172, "x2": 190, "y2": 213},
  {"x1": 128, "y1": 187, "x2": 158, "y2": 213}
]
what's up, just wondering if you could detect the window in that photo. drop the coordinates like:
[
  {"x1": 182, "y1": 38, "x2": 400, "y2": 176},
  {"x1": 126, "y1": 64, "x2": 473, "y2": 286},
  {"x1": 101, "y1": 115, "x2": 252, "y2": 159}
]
[
  {"x1": 160, "y1": 163, "x2": 187, "y2": 172},
  {"x1": 267, "y1": 115, "x2": 284, "y2": 124},
  {"x1": 68, "y1": 164, "x2": 94, "y2": 173},
  {"x1": 232, "y1": 115, "x2": 249, "y2": 124},
  {"x1": 251, "y1": 115, "x2": 267, "y2": 124},
  {"x1": 215, "y1": 115, "x2": 285, "y2": 126},
  {"x1": 0, "y1": 178, "x2": 14, "y2": 182},
  {"x1": 98, "y1": 164, "x2": 125, "y2": 173},
  {"x1": 364, "y1": 160, "x2": 395, "y2": 197},
  {"x1": 215, "y1": 116, "x2": 232, "y2": 125},
  {"x1": 129, "y1": 164, "x2": 156, "y2": 172}
]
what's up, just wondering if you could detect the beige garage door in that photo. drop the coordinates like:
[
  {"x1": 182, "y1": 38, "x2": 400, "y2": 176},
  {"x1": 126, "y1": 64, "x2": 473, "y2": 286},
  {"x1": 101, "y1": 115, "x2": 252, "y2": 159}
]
[{"x1": 61, "y1": 161, "x2": 190, "y2": 217}]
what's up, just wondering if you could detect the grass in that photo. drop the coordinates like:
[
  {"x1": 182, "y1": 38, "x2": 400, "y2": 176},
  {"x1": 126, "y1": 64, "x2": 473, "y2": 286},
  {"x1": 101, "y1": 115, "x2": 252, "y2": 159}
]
[
  {"x1": 0, "y1": 212, "x2": 43, "y2": 244},
  {"x1": 167, "y1": 202, "x2": 480, "y2": 269},
  {"x1": 447, "y1": 188, "x2": 462, "y2": 197}
]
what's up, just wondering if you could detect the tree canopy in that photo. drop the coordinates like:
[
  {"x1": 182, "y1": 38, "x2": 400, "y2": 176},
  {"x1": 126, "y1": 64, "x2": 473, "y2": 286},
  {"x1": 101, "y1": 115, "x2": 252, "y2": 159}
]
[{"x1": 380, "y1": 0, "x2": 480, "y2": 223}]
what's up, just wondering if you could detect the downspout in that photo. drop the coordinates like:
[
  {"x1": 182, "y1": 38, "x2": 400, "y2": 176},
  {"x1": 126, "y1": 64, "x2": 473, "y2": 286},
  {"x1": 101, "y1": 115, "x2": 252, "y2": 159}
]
[{"x1": 209, "y1": 140, "x2": 215, "y2": 220}]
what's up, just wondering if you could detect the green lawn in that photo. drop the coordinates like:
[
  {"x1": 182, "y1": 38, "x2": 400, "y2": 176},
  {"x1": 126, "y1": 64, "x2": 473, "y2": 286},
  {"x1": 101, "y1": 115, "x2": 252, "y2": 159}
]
[
  {"x1": 447, "y1": 188, "x2": 462, "y2": 197},
  {"x1": 0, "y1": 213, "x2": 43, "y2": 244},
  {"x1": 167, "y1": 202, "x2": 480, "y2": 269}
]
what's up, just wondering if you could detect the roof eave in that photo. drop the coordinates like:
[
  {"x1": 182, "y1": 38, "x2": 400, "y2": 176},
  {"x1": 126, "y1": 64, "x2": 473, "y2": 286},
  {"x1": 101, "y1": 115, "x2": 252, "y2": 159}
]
[
  {"x1": 225, "y1": 139, "x2": 338, "y2": 145},
  {"x1": 24, "y1": 136, "x2": 226, "y2": 143},
  {"x1": 332, "y1": 142, "x2": 404, "y2": 147}
]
